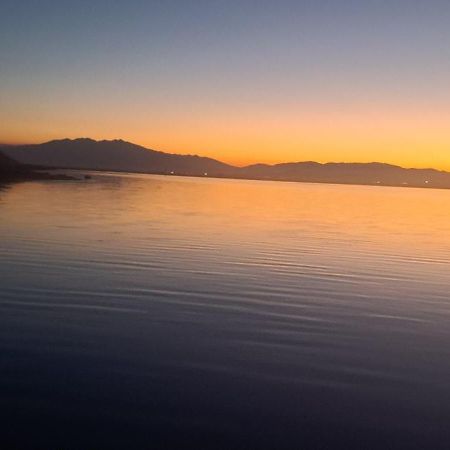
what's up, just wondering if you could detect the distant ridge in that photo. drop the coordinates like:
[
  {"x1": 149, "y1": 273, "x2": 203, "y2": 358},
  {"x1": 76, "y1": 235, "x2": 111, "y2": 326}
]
[
  {"x1": 4, "y1": 138, "x2": 450, "y2": 189},
  {"x1": 239, "y1": 161, "x2": 450, "y2": 188},
  {"x1": 3, "y1": 138, "x2": 235, "y2": 177}
]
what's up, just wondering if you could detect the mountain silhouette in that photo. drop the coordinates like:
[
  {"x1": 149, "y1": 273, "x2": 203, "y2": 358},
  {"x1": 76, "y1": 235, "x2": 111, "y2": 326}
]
[
  {"x1": 239, "y1": 161, "x2": 450, "y2": 188},
  {"x1": 3, "y1": 138, "x2": 234, "y2": 176},
  {"x1": 4, "y1": 138, "x2": 450, "y2": 189}
]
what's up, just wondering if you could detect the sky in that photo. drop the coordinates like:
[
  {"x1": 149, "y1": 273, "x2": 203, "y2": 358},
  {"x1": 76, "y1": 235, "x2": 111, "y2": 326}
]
[{"x1": 1, "y1": 0, "x2": 450, "y2": 168}]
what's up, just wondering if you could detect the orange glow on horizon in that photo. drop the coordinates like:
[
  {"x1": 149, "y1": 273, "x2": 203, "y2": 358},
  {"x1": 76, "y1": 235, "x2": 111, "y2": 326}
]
[{"x1": 2, "y1": 102, "x2": 450, "y2": 171}]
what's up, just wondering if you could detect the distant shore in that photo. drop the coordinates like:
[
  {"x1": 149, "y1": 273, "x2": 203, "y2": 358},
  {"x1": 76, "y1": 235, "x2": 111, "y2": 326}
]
[{"x1": 46, "y1": 167, "x2": 450, "y2": 192}]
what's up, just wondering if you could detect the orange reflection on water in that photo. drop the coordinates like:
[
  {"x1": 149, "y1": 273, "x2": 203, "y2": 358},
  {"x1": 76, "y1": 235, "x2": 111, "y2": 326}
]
[{"x1": 2, "y1": 174, "x2": 450, "y2": 258}]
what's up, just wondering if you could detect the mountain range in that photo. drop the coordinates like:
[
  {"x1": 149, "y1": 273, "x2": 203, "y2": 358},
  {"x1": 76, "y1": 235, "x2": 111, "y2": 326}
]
[{"x1": 3, "y1": 138, "x2": 450, "y2": 189}]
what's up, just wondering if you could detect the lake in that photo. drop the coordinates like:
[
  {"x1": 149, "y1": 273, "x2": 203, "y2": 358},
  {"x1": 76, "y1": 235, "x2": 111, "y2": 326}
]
[{"x1": 1, "y1": 173, "x2": 450, "y2": 449}]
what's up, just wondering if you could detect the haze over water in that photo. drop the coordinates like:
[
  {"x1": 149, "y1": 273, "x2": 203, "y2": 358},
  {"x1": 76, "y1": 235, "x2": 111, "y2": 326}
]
[{"x1": 1, "y1": 173, "x2": 450, "y2": 448}]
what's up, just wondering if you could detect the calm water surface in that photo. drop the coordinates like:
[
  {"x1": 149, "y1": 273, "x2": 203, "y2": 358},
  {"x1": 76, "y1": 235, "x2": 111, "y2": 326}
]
[{"x1": 1, "y1": 173, "x2": 450, "y2": 449}]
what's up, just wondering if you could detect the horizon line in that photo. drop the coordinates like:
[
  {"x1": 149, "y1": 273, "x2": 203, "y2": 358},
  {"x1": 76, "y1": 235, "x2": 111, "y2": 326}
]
[{"x1": 0, "y1": 136, "x2": 446, "y2": 173}]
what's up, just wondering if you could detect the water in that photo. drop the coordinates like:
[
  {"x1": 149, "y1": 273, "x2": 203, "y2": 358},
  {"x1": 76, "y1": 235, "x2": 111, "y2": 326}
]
[{"x1": 1, "y1": 173, "x2": 450, "y2": 449}]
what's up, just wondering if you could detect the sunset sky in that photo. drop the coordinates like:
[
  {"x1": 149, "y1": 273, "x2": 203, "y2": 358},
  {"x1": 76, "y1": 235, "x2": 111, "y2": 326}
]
[{"x1": 1, "y1": 0, "x2": 450, "y2": 168}]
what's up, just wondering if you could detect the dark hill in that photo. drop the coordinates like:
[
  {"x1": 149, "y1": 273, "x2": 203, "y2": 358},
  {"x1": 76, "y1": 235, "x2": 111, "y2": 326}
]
[
  {"x1": 0, "y1": 150, "x2": 22, "y2": 173},
  {"x1": 238, "y1": 161, "x2": 450, "y2": 189},
  {"x1": 0, "y1": 150, "x2": 33, "y2": 180},
  {"x1": 3, "y1": 138, "x2": 235, "y2": 176}
]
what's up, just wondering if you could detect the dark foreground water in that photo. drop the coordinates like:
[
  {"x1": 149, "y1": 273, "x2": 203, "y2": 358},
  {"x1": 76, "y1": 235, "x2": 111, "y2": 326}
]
[{"x1": 1, "y1": 173, "x2": 450, "y2": 449}]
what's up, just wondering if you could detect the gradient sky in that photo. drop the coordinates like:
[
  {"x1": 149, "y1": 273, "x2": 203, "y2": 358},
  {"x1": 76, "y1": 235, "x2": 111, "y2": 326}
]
[{"x1": 1, "y1": 0, "x2": 450, "y2": 168}]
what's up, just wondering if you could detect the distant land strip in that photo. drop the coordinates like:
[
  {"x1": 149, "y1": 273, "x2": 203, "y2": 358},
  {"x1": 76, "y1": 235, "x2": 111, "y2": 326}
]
[{"x1": 2, "y1": 138, "x2": 450, "y2": 190}]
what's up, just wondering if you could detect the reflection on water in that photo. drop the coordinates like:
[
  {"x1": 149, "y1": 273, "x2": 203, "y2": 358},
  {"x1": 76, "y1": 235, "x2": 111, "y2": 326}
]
[{"x1": 1, "y1": 173, "x2": 450, "y2": 449}]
